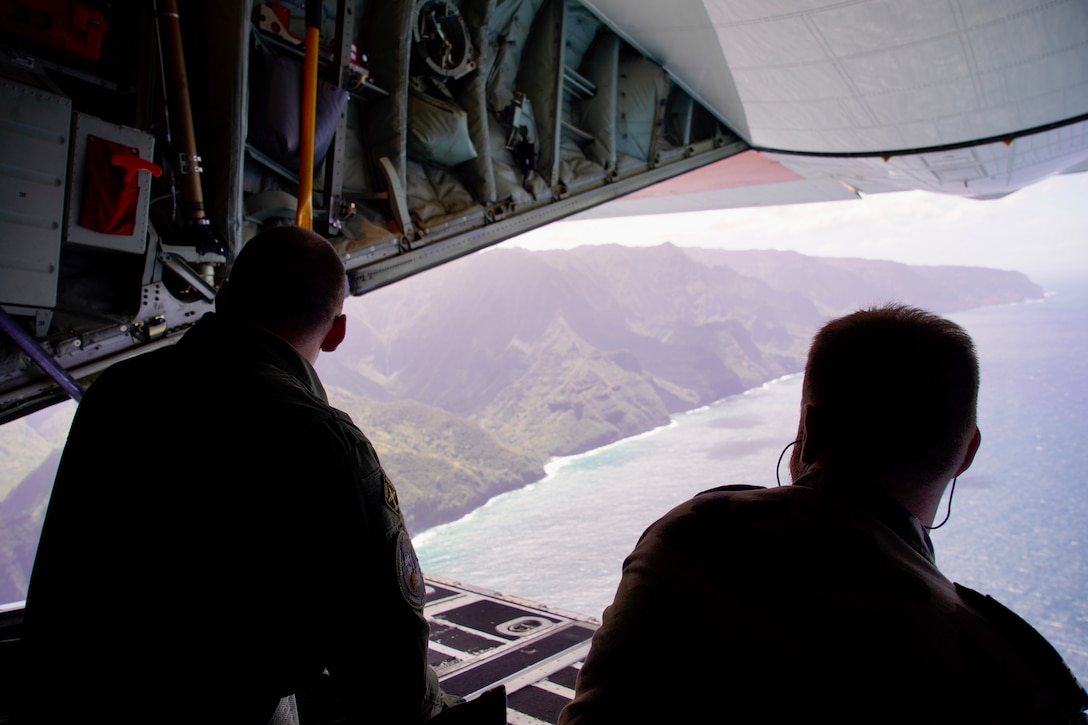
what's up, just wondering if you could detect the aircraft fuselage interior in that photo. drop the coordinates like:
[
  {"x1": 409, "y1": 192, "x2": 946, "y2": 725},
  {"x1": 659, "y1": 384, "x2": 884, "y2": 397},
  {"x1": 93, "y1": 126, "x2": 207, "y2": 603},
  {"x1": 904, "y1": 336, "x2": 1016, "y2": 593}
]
[{"x1": 1, "y1": 0, "x2": 1086, "y2": 721}]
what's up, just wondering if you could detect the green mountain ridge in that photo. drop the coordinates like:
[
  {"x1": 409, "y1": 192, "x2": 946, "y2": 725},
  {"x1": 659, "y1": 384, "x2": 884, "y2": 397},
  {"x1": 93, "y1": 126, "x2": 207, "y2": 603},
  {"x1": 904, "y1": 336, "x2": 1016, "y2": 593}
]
[
  {"x1": 316, "y1": 244, "x2": 1043, "y2": 539},
  {"x1": 0, "y1": 245, "x2": 1045, "y2": 603},
  {"x1": 324, "y1": 391, "x2": 543, "y2": 532}
]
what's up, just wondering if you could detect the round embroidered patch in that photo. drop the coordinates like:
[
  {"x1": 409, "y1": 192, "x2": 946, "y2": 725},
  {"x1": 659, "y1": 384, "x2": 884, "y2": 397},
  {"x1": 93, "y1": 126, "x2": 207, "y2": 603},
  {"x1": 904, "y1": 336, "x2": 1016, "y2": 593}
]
[{"x1": 396, "y1": 529, "x2": 426, "y2": 610}]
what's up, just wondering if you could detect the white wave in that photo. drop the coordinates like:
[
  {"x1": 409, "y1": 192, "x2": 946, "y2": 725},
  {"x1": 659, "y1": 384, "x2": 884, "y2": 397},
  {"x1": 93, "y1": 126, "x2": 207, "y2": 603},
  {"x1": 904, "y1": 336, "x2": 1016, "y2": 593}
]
[{"x1": 747, "y1": 372, "x2": 802, "y2": 393}]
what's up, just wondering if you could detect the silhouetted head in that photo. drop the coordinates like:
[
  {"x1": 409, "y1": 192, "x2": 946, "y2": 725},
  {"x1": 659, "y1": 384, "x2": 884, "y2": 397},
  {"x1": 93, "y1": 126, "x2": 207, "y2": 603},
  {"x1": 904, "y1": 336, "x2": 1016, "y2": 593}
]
[
  {"x1": 215, "y1": 225, "x2": 347, "y2": 362},
  {"x1": 790, "y1": 304, "x2": 979, "y2": 490}
]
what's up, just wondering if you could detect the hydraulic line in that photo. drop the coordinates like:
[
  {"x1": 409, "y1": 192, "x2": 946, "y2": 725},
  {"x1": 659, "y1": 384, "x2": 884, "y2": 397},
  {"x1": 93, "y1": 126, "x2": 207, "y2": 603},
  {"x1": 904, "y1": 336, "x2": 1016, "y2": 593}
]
[{"x1": 0, "y1": 308, "x2": 84, "y2": 403}]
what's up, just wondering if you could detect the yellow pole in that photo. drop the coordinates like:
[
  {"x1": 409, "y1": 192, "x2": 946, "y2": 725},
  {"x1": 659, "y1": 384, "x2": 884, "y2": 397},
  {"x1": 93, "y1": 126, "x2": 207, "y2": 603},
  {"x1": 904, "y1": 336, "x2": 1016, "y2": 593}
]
[{"x1": 296, "y1": 2, "x2": 320, "y2": 229}]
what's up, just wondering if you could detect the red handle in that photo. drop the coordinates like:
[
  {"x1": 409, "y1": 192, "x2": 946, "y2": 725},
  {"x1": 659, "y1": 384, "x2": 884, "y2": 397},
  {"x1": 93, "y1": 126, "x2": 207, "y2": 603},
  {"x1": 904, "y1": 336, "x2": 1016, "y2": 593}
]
[{"x1": 110, "y1": 153, "x2": 163, "y2": 184}]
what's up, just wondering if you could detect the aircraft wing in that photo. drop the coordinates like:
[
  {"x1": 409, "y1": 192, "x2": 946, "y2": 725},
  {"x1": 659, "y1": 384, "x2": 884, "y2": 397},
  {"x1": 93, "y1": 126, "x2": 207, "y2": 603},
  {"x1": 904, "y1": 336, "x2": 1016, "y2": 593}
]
[{"x1": 577, "y1": 0, "x2": 1088, "y2": 216}]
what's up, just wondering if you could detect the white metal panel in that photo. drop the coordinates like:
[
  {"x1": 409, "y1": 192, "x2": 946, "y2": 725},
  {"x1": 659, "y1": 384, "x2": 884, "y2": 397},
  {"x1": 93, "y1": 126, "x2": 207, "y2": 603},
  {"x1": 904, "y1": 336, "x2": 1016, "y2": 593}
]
[
  {"x1": 809, "y1": 0, "x2": 956, "y2": 57},
  {"x1": 0, "y1": 81, "x2": 70, "y2": 312},
  {"x1": 584, "y1": 0, "x2": 1088, "y2": 155}
]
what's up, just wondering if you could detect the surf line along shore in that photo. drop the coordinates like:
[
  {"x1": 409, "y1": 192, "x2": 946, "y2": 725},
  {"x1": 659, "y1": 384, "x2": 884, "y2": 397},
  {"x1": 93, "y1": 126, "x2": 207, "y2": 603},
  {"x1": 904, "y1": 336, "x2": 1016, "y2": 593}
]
[
  {"x1": 410, "y1": 373, "x2": 805, "y2": 618},
  {"x1": 412, "y1": 372, "x2": 803, "y2": 542}
]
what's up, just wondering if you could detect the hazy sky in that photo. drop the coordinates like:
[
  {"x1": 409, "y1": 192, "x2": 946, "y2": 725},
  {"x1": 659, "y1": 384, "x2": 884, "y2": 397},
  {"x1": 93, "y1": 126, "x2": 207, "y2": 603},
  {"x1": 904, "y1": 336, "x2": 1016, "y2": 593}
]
[{"x1": 504, "y1": 171, "x2": 1088, "y2": 287}]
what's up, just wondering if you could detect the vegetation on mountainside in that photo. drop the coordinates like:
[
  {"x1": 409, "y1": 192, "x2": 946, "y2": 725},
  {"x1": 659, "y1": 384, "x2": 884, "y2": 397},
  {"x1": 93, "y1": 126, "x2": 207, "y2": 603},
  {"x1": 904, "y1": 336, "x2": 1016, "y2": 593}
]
[
  {"x1": 325, "y1": 392, "x2": 543, "y2": 531},
  {"x1": 0, "y1": 245, "x2": 1044, "y2": 603}
]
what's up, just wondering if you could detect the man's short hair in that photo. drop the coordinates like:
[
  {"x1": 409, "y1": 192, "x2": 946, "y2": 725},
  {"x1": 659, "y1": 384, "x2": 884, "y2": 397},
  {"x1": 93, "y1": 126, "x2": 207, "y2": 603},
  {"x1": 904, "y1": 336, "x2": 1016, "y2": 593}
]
[
  {"x1": 224, "y1": 226, "x2": 347, "y2": 340},
  {"x1": 803, "y1": 304, "x2": 979, "y2": 483}
]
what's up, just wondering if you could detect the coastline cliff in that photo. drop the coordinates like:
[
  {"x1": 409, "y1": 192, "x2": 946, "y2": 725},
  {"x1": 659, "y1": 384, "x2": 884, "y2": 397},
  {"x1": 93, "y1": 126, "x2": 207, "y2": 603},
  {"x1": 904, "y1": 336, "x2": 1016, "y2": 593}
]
[
  {"x1": 0, "y1": 245, "x2": 1044, "y2": 601},
  {"x1": 317, "y1": 244, "x2": 1042, "y2": 532}
]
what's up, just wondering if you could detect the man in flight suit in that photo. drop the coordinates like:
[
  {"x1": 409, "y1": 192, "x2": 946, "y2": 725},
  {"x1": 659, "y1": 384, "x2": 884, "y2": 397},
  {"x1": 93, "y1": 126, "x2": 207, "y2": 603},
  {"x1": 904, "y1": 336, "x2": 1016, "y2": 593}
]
[
  {"x1": 21, "y1": 226, "x2": 458, "y2": 723},
  {"x1": 560, "y1": 304, "x2": 1088, "y2": 724}
]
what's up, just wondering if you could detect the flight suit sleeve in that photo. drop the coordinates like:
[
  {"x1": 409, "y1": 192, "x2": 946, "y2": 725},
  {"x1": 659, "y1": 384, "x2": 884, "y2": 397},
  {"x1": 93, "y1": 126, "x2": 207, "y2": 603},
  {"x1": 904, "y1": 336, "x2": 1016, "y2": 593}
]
[
  {"x1": 302, "y1": 422, "x2": 451, "y2": 723},
  {"x1": 560, "y1": 498, "x2": 743, "y2": 724},
  {"x1": 560, "y1": 516, "x2": 703, "y2": 723}
]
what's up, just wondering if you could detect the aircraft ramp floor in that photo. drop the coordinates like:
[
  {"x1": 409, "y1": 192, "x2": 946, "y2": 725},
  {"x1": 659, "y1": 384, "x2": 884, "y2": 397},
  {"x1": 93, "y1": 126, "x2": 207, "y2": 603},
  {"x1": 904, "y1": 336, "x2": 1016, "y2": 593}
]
[
  {"x1": 426, "y1": 576, "x2": 598, "y2": 724},
  {"x1": 0, "y1": 577, "x2": 599, "y2": 724}
]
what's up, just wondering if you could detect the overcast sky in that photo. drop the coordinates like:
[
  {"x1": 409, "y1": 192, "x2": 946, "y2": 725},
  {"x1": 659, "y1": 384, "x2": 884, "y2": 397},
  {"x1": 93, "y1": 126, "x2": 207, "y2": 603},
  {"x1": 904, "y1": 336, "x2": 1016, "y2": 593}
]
[{"x1": 503, "y1": 171, "x2": 1088, "y2": 287}]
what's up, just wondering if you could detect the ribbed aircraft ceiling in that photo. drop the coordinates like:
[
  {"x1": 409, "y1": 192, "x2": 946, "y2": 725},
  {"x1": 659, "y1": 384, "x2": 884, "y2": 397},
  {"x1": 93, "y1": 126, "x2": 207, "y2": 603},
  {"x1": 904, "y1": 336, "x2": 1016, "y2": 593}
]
[{"x1": 583, "y1": 0, "x2": 1088, "y2": 154}]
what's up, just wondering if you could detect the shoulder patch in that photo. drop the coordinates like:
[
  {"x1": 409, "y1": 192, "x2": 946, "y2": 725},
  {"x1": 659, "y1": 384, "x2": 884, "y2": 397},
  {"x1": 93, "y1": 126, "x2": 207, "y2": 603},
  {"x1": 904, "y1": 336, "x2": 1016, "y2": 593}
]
[
  {"x1": 397, "y1": 529, "x2": 426, "y2": 610},
  {"x1": 383, "y1": 471, "x2": 401, "y2": 515}
]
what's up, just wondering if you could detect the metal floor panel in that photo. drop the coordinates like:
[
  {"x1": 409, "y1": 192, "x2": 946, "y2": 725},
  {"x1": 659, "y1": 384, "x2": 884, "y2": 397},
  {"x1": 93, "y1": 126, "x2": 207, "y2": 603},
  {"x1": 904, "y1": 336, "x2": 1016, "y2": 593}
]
[{"x1": 425, "y1": 576, "x2": 597, "y2": 724}]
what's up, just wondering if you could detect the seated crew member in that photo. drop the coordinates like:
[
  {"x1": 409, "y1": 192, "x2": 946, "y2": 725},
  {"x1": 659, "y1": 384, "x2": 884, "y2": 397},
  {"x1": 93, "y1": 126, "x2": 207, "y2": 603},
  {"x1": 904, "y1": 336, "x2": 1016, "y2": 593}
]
[
  {"x1": 559, "y1": 305, "x2": 1088, "y2": 724},
  {"x1": 21, "y1": 226, "x2": 459, "y2": 724}
]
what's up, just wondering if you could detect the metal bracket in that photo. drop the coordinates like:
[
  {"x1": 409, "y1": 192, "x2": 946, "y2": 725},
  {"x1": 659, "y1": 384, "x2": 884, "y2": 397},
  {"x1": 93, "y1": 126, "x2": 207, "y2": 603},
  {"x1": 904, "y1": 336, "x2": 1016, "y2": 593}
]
[
  {"x1": 379, "y1": 156, "x2": 417, "y2": 241},
  {"x1": 178, "y1": 152, "x2": 203, "y2": 175},
  {"x1": 0, "y1": 306, "x2": 84, "y2": 402}
]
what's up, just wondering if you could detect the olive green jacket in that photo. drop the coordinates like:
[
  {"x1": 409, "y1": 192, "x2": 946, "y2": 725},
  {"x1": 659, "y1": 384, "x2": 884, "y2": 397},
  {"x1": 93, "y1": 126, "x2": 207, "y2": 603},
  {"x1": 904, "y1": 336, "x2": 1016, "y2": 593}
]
[
  {"x1": 561, "y1": 471, "x2": 1088, "y2": 724},
  {"x1": 22, "y1": 313, "x2": 445, "y2": 724}
]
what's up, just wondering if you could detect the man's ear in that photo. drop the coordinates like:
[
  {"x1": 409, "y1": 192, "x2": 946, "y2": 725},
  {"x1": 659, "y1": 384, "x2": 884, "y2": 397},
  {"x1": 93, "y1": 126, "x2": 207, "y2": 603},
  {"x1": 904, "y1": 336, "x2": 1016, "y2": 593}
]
[
  {"x1": 320, "y1": 313, "x2": 347, "y2": 353},
  {"x1": 954, "y1": 427, "x2": 982, "y2": 477}
]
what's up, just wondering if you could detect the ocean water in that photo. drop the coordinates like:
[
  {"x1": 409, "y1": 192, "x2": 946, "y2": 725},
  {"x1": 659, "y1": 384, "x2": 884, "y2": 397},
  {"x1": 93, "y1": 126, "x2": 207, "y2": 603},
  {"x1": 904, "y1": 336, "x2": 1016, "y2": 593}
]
[{"x1": 414, "y1": 283, "x2": 1088, "y2": 685}]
